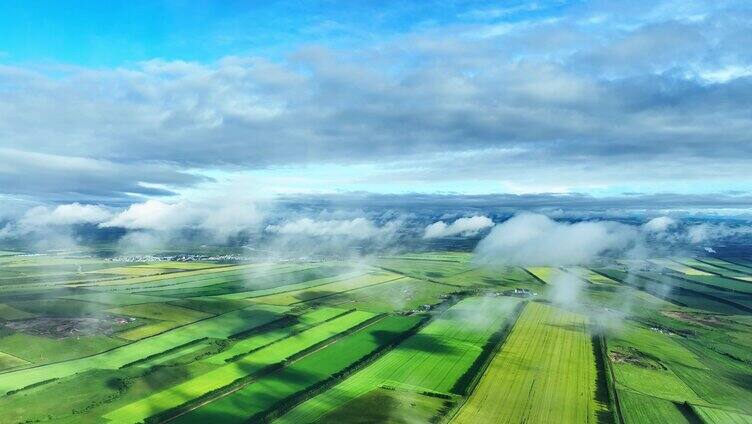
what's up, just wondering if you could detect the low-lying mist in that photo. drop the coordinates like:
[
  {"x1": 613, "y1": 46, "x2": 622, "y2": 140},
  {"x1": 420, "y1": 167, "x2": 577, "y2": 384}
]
[{"x1": 1, "y1": 198, "x2": 750, "y2": 264}]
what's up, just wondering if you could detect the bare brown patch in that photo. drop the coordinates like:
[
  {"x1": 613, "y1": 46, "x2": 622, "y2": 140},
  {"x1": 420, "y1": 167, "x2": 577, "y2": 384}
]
[
  {"x1": 2, "y1": 315, "x2": 135, "y2": 339},
  {"x1": 662, "y1": 310, "x2": 724, "y2": 327}
]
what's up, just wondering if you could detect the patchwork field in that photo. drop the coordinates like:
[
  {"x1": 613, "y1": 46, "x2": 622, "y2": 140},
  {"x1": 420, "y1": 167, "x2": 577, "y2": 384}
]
[
  {"x1": 173, "y1": 315, "x2": 423, "y2": 424},
  {"x1": 276, "y1": 296, "x2": 522, "y2": 423},
  {"x1": 0, "y1": 250, "x2": 749, "y2": 424}
]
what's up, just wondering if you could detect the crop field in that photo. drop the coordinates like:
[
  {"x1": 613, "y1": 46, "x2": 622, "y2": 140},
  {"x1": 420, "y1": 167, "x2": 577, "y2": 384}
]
[
  {"x1": 608, "y1": 323, "x2": 706, "y2": 402},
  {"x1": 60, "y1": 291, "x2": 177, "y2": 306},
  {"x1": 0, "y1": 303, "x2": 34, "y2": 320},
  {"x1": 276, "y1": 296, "x2": 521, "y2": 423},
  {"x1": 116, "y1": 264, "x2": 342, "y2": 296},
  {"x1": 173, "y1": 315, "x2": 423, "y2": 424},
  {"x1": 566, "y1": 267, "x2": 620, "y2": 284},
  {"x1": 692, "y1": 405, "x2": 752, "y2": 424},
  {"x1": 648, "y1": 258, "x2": 714, "y2": 275},
  {"x1": 310, "y1": 276, "x2": 459, "y2": 312},
  {"x1": 617, "y1": 390, "x2": 693, "y2": 424},
  {"x1": 0, "y1": 304, "x2": 288, "y2": 394},
  {"x1": 202, "y1": 306, "x2": 350, "y2": 364},
  {"x1": 250, "y1": 271, "x2": 404, "y2": 305},
  {"x1": 0, "y1": 351, "x2": 28, "y2": 372},
  {"x1": 525, "y1": 266, "x2": 557, "y2": 283},
  {"x1": 0, "y1": 250, "x2": 750, "y2": 423},
  {"x1": 216, "y1": 270, "x2": 367, "y2": 300},
  {"x1": 372, "y1": 257, "x2": 473, "y2": 285},
  {"x1": 103, "y1": 310, "x2": 375, "y2": 423},
  {"x1": 682, "y1": 258, "x2": 752, "y2": 278},
  {"x1": 442, "y1": 265, "x2": 543, "y2": 287},
  {"x1": 452, "y1": 302, "x2": 603, "y2": 424},
  {"x1": 595, "y1": 268, "x2": 751, "y2": 314},
  {"x1": 678, "y1": 274, "x2": 752, "y2": 295}
]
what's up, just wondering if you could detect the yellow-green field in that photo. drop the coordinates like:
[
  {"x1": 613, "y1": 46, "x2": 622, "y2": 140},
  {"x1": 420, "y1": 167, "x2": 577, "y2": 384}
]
[{"x1": 452, "y1": 302, "x2": 604, "y2": 424}]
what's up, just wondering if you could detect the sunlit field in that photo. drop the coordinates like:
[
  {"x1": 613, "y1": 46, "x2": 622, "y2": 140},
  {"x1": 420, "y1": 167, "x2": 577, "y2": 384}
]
[{"x1": 0, "y1": 251, "x2": 750, "y2": 423}]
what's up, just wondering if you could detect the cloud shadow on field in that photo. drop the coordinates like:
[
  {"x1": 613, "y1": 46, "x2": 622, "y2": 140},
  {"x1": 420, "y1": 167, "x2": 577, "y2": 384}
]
[
  {"x1": 171, "y1": 366, "x2": 320, "y2": 422},
  {"x1": 294, "y1": 290, "x2": 340, "y2": 302},
  {"x1": 729, "y1": 372, "x2": 752, "y2": 391},
  {"x1": 383, "y1": 333, "x2": 454, "y2": 354}
]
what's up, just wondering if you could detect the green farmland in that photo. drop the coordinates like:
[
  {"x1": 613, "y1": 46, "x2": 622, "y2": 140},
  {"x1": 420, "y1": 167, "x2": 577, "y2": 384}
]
[
  {"x1": 0, "y1": 250, "x2": 750, "y2": 423},
  {"x1": 453, "y1": 302, "x2": 603, "y2": 424}
]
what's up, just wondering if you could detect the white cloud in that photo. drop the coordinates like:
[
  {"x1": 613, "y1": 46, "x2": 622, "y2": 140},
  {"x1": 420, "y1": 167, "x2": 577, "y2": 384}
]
[
  {"x1": 2, "y1": 6, "x2": 752, "y2": 205},
  {"x1": 474, "y1": 213, "x2": 639, "y2": 266},
  {"x1": 642, "y1": 216, "x2": 676, "y2": 233},
  {"x1": 423, "y1": 215, "x2": 493, "y2": 238},
  {"x1": 100, "y1": 200, "x2": 177, "y2": 230},
  {"x1": 100, "y1": 189, "x2": 268, "y2": 241},
  {"x1": 698, "y1": 65, "x2": 752, "y2": 83},
  {"x1": 22, "y1": 203, "x2": 111, "y2": 227},
  {"x1": 685, "y1": 223, "x2": 752, "y2": 244},
  {"x1": 265, "y1": 217, "x2": 398, "y2": 240},
  {"x1": 0, "y1": 203, "x2": 112, "y2": 239}
]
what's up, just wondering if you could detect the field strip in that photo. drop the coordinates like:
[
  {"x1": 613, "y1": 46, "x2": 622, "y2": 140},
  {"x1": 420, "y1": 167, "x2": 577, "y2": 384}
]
[
  {"x1": 451, "y1": 302, "x2": 603, "y2": 424},
  {"x1": 122, "y1": 265, "x2": 314, "y2": 293},
  {"x1": 527, "y1": 266, "x2": 592, "y2": 285},
  {"x1": 69, "y1": 263, "x2": 249, "y2": 288},
  {"x1": 287, "y1": 276, "x2": 407, "y2": 305},
  {"x1": 0, "y1": 303, "x2": 35, "y2": 320},
  {"x1": 162, "y1": 315, "x2": 393, "y2": 423},
  {"x1": 376, "y1": 256, "x2": 466, "y2": 263},
  {"x1": 132, "y1": 340, "x2": 212, "y2": 368},
  {"x1": 120, "y1": 338, "x2": 211, "y2": 368},
  {"x1": 274, "y1": 296, "x2": 522, "y2": 424},
  {"x1": 564, "y1": 266, "x2": 619, "y2": 284},
  {"x1": 677, "y1": 259, "x2": 752, "y2": 288},
  {"x1": 594, "y1": 268, "x2": 752, "y2": 314},
  {"x1": 0, "y1": 304, "x2": 287, "y2": 393},
  {"x1": 59, "y1": 291, "x2": 177, "y2": 306},
  {"x1": 203, "y1": 307, "x2": 353, "y2": 364},
  {"x1": 617, "y1": 389, "x2": 700, "y2": 424},
  {"x1": 521, "y1": 267, "x2": 550, "y2": 284},
  {"x1": 214, "y1": 270, "x2": 367, "y2": 300},
  {"x1": 652, "y1": 273, "x2": 752, "y2": 311},
  {"x1": 694, "y1": 258, "x2": 752, "y2": 276},
  {"x1": 674, "y1": 259, "x2": 732, "y2": 277},
  {"x1": 613, "y1": 366, "x2": 705, "y2": 404},
  {"x1": 103, "y1": 310, "x2": 376, "y2": 423},
  {"x1": 373, "y1": 265, "x2": 465, "y2": 288},
  {"x1": 76, "y1": 263, "x2": 315, "y2": 291},
  {"x1": 647, "y1": 259, "x2": 713, "y2": 276},
  {"x1": 168, "y1": 315, "x2": 424, "y2": 424},
  {"x1": 0, "y1": 351, "x2": 30, "y2": 372},
  {"x1": 125, "y1": 265, "x2": 358, "y2": 299},
  {"x1": 249, "y1": 273, "x2": 405, "y2": 305},
  {"x1": 664, "y1": 272, "x2": 752, "y2": 295},
  {"x1": 691, "y1": 404, "x2": 752, "y2": 424},
  {"x1": 713, "y1": 258, "x2": 752, "y2": 273}
]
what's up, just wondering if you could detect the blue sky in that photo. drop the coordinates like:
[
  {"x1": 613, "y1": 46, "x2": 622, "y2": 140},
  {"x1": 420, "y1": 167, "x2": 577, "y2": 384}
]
[
  {"x1": 0, "y1": 1, "x2": 563, "y2": 65},
  {"x1": 1, "y1": 0, "x2": 752, "y2": 217}
]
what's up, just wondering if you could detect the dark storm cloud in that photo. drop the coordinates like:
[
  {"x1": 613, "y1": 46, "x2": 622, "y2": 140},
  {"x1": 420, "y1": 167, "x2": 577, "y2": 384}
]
[{"x1": 0, "y1": 1, "x2": 751, "y2": 203}]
